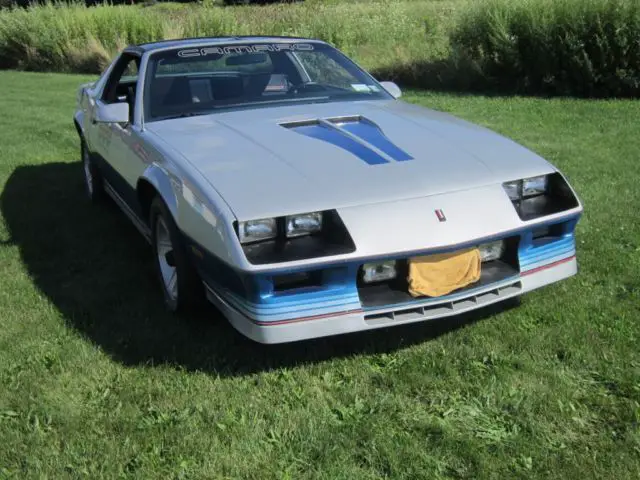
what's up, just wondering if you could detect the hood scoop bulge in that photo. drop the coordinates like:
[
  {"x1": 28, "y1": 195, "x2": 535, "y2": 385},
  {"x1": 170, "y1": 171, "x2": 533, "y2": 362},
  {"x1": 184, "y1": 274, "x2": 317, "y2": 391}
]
[{"x1": 280, "y1": 116, "x2": 413, "y2": 165}]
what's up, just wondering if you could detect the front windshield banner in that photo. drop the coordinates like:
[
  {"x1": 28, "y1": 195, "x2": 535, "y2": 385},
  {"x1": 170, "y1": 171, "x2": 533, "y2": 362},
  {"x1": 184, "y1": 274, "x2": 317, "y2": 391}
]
[{"x1": 177, "y1": 43, "x2": 316, "y2": 58}]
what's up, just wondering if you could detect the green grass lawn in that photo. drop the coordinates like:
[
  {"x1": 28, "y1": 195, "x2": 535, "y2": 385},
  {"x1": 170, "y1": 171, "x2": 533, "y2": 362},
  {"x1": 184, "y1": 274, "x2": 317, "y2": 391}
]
[{"x1": 0, "y1": 70, "x2": 639, "y2": 479}]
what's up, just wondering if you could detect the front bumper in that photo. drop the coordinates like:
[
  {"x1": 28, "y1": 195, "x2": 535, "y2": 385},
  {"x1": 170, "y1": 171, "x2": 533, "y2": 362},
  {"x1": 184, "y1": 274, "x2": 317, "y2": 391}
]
[
  {"x1": 206, "y1": 255, "x2": 576, "y2": 343},
  {"x1": 205, "y1": 219, "x2": 578, "y2": 345},
  {"x1": 203, "y1": 213, "x2": 580, "y2": 344}
]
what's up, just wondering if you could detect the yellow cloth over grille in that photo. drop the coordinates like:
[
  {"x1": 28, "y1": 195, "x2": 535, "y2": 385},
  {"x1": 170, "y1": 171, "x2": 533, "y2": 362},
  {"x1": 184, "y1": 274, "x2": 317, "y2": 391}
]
[{"x1": 408, "y1": 248, "x2": 481, "y2": 298}]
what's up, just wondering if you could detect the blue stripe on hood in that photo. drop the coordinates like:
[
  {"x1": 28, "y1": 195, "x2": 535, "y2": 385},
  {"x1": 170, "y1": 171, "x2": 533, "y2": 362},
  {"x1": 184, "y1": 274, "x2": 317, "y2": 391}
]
[
  {"x1": 289, "y1": 122, "x2": 389, "y2": 165},
  {"x1": 335, "y1": 119, "x2": 413, "y2": 162}
]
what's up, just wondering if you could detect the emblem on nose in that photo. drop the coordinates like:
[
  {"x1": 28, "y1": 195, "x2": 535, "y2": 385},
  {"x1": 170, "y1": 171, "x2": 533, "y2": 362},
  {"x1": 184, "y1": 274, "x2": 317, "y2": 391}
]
[{"x1": 435, "y1": 209, "x2": 447, "y2": 222}]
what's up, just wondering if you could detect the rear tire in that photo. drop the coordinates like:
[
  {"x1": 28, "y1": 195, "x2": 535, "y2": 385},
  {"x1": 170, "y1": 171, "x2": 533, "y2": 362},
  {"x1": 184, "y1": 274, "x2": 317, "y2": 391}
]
[
  {"x1": 82, "y1": 139, "x2": 105, "y2": 203},
  {"x1": 150, "y1": 196, "x2": 204, "y2": 313}
]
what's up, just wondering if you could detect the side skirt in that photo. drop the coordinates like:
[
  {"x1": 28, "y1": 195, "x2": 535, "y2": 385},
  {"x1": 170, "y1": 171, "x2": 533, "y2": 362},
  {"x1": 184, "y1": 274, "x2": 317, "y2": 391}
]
[{"x1": 103, "y1": 181, "x2": 151, "y2": 243}]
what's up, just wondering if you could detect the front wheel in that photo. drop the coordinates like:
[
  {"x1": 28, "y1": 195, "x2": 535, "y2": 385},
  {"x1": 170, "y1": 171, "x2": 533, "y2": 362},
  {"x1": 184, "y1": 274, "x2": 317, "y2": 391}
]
[{"x1": 150, "y1": 197, "x2": 204, "y2": 313}]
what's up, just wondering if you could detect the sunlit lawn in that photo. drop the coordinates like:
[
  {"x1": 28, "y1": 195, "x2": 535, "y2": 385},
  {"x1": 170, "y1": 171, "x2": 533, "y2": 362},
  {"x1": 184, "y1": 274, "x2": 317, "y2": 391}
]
[{"x1": 0, "y1": 70, "x2": 638, "y2": 479}]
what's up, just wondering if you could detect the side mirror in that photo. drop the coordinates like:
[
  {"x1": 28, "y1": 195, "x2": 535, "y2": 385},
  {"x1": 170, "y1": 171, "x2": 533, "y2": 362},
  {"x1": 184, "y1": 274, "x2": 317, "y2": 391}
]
[
  {"x1": 380, "y1": 81, "x2": 402, "y2": 99},
  {"x1": 94, "y1": 102, "x2": 129, "y2": 124}
]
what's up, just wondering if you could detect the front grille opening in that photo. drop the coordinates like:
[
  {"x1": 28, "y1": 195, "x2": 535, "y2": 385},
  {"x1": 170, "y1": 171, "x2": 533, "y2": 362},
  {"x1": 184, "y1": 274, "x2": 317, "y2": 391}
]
[
  {"x1": 273, "y1": 271, "x2": 322, "y2": 292},
  {"x1": 357, "y1": 237, "x2": 520, "y2": 308},
  {"x1": 358, "y1": 259, "x2": 519, "y2": 308},
  {"x1": 363, "y1": 281, "x2": 523, "y2": 324}
]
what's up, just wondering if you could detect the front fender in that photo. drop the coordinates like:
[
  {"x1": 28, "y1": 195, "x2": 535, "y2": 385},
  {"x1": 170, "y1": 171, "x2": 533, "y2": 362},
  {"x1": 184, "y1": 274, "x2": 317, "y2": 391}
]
[
  {"x1": 139, "y1": 163, "x2": 180, "y2": 220},
  {"x1": 140, "y1": 163, "x2": 242, "y2": 268},
  {"x1": 73, "y1": 110, "x2": 84, "y2": 138}
]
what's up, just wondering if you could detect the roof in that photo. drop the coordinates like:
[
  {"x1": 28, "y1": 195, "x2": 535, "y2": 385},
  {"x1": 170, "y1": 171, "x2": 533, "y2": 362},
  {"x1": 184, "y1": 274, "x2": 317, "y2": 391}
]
[{"x1": 130, "y1": 36, "x2": 322, "y2": 54}]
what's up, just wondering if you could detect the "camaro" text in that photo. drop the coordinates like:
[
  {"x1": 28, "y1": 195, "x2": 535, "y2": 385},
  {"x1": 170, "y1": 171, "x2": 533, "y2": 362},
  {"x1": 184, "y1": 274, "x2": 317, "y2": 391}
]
[{"x1": 177, "y1": 43, "x2": 315, "y2": 58}]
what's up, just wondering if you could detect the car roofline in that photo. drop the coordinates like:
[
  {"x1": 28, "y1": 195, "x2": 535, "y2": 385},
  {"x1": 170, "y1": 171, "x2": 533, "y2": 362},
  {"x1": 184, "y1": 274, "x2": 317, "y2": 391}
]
[
  {"x1": 126, "y1": 36, "x2": 328, "y2": 55},
  {"x1": 124, "y1": 36, "x2": 332, "y2": 130}
]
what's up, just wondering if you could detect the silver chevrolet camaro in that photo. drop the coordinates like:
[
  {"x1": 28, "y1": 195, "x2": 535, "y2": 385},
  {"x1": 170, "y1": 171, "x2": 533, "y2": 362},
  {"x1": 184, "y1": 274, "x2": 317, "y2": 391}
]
[{"x1": 74, "y1": 36, "x2": 583, "y2": 344}]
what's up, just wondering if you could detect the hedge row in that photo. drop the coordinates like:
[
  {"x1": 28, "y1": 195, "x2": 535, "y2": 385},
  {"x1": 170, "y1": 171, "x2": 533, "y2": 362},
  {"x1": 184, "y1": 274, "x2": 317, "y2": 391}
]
[
  {"x1": 451, "y1": 0, "x2": 640, "y2": 97},
  {"x1": 0, "y1": 0, "x2": 291, "y2": 7},
  {"x1": 0, "y1": 0, "x2": 639, "y2": 97},
  {"x1": 0, "y1": 1, "x2": 424, "y2": 73}
]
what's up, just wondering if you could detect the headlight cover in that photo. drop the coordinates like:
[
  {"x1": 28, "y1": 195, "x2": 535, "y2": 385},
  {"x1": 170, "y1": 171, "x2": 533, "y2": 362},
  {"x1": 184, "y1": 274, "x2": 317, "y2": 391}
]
[
  {"x1": 238, "y1": 218, "x2": 277, "y2": 244},
  {"x1": 286, "y1": 212, "x2": 323, "y2": 238}
]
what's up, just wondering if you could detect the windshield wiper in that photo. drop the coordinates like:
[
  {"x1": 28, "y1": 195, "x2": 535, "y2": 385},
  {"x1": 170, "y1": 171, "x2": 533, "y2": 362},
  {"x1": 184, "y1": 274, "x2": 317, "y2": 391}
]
[
  {"x1": 158, "y1": 111, "x2": 206, "y2": 121},
  {"x1": 216, "y1": 96, "x2": 331, "y2": 110},
  {"x1": 156, "y1": 96, "x2": 332, "y2": 120}
]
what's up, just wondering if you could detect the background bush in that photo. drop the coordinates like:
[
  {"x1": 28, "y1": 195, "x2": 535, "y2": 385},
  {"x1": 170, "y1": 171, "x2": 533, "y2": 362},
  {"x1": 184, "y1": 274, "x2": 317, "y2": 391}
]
[
  {"x1": 222, "y1": 0, "x2": 300, "y2": 4},
  {"x1": 0, "y1": 0, "x2": 638, "y2": 97},
  {"x1": 451, "y1": 0, "x2": 640, "y2": 97},
  {"x1": 0, "y1": 1, "x2": 436, "y2": 73}
]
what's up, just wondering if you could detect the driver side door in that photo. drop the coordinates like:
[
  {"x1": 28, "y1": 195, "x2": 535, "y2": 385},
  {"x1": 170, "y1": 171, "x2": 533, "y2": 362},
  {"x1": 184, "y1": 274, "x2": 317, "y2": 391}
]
[{"x1": 96, "y1": 53, "x2": 147, "y2": 213}]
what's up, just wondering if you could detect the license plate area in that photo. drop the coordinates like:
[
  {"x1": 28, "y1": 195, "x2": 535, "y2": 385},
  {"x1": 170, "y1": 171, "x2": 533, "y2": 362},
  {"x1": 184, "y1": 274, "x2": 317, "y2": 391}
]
[
  {"x1": 407, "y1": 248, "x2": 481, "y2": 298},
  {"x1": 358, "y1": 260, "x2": 518, "y2": 308},
  {"x1": 356, "y1": 237, "x2": 521, "y2": 308}
]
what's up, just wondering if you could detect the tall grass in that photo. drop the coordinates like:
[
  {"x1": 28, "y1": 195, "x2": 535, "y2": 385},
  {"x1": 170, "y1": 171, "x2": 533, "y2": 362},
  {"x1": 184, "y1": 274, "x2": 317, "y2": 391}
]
[
  {"x1": 451, "y1": 0, "x2": 640, "y2": 97},
  {"x1": 3, "y1": 0, "x2": 637, "y2": 97},
  {"x1": 0, "y1": 1, "x2": 447, "y2": 73}
]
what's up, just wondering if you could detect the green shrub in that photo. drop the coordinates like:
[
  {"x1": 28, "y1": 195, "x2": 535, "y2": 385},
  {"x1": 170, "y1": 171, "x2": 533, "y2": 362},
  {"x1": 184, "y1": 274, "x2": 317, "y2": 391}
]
[
  {"x1": 0, "y1": 1, "x2": 433, "y2": 73},
  {"x1": 222, "y1": 0, "x2": 298, "y2": 4},
  {"x1": 0, "y1": 3, "x2": 167, "y2": 71},
  {"x1": 451, "y1": 0, "x2": 640, "y2": 97}
]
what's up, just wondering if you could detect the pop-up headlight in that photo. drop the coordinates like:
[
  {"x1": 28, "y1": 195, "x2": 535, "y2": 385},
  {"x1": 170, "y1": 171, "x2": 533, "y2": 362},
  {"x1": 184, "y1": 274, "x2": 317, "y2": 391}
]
[
  {"x1": 522, "y1": 175, "x2": 548, "y2": 197},
  {"x1": 286, "y1": 212, "x2": 323, "y2": 238},
  {"x1": 503, "y1": 175, "x2": 549, "y2": 201},
  {"x1": 238, "y1": 218, "x2": 277, "y2": 244},
  {"x1": 237, "y1": 210, "x2": 356, "y2": 265},
  {"x1": 503, "y1": 173, "x2": 578, "y2": 221}
]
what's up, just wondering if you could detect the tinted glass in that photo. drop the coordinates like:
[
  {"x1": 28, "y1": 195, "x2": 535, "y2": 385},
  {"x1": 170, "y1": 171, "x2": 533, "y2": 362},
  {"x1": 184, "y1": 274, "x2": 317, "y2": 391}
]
[{"x1": 144, "y1": 42, "x2": 390, "y2": 121}]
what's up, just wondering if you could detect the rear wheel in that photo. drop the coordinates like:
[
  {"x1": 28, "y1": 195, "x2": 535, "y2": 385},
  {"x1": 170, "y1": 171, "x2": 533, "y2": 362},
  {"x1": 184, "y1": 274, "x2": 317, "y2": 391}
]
[
  {"x1": 82, "y1": 139, "x2": 105, "y2": 203},
  {"x1": 150, "y1": 197, "x2": 204, "y2": 313}
]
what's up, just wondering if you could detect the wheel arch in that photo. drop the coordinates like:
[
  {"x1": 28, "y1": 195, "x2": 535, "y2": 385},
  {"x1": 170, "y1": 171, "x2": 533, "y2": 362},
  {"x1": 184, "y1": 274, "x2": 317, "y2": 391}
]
[
  {"x1": 136, "y1": 164, "x2": 180, "y2": 226},
  {"x1": 74, "y1": 119, "x2": 83, "y2": 138},
  {"x1": 73, "y1": 110, "x2": 85, "y2": 140}
]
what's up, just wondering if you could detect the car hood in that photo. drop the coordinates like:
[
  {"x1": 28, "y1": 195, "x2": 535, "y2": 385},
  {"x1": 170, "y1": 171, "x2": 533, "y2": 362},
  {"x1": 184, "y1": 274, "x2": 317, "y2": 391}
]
[{"x1": 146, "y1": 100, "x2": 554, "y2": 220}]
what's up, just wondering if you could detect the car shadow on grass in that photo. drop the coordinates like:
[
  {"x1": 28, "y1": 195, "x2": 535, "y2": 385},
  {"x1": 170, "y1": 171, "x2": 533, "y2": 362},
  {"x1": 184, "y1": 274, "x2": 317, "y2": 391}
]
[{"x1": 1, "y1": 162, "x2": 519, "y2": 376}]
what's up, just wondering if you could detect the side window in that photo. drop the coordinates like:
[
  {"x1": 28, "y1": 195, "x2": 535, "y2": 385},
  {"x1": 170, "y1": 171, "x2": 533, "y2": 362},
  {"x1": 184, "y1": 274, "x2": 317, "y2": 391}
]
[
  {"x1": 102, "y1": 54, "x2": 141, "y2": 122},
  {"x1": 121, "y1": 61, "x2": 139, "y2": 82}
]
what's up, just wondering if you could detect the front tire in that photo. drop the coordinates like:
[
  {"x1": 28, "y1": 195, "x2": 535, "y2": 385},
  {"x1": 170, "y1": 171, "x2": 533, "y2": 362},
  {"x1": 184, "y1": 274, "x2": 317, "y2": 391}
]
[
  {"x1": 82, "y1": 139, "x2": 105, "y2": 203},
  {"x1": 150, "y1": 197, "x2": 204, "y2": 313}
]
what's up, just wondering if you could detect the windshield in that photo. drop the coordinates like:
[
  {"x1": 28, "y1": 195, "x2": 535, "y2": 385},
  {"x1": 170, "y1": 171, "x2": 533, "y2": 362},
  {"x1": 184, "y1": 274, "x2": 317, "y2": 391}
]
[{"x1": 143, "y1": 42, "x2": 391, "y2": 121}]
